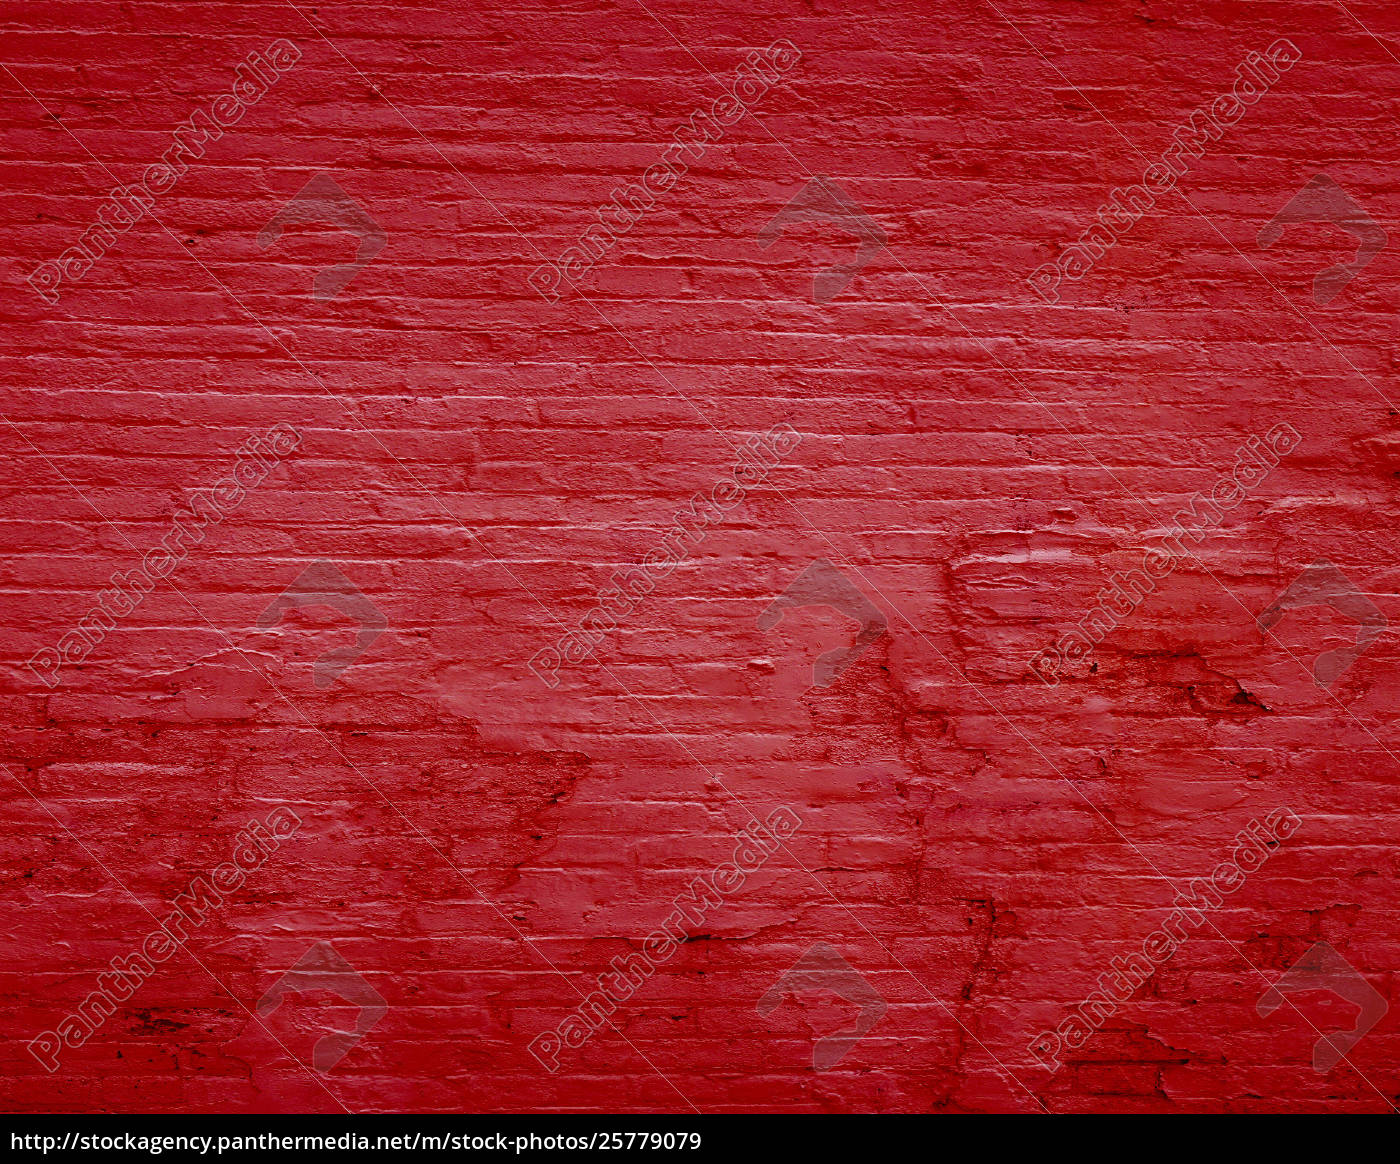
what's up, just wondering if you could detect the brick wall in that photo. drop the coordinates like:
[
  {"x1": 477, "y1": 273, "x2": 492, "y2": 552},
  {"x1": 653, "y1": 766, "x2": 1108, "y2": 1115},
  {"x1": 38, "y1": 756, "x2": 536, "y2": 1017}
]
[{"x1": 1, "y1": 0, "x2": 1398, "y2": 1113}]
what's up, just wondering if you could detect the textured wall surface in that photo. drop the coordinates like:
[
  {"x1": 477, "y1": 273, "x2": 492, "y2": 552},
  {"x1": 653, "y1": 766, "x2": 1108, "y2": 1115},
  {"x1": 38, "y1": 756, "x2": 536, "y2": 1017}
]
[{"x1": 2, "y1": 0, "x2": 1399, "y2": 1114}]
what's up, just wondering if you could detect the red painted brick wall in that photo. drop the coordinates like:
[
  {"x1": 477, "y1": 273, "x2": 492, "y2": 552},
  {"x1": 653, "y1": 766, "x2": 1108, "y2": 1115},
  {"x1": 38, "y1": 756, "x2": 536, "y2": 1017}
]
[{"x1": 1, "y1": 0, "x2": 1398, "y2": 1113}]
